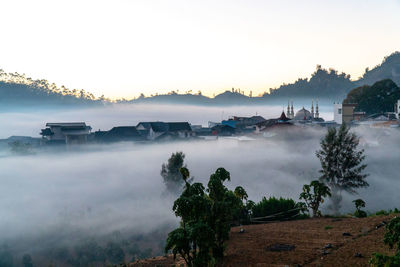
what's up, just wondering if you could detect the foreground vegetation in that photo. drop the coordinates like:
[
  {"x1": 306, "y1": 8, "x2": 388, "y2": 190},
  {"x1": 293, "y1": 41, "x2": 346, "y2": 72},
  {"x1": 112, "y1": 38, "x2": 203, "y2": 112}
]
[
  {"x1": 162, "y1": 123, "x2": 375, "y2": 266},
  {"x1": 370, "y1": 217, "x2": 400, "y2": 267}
]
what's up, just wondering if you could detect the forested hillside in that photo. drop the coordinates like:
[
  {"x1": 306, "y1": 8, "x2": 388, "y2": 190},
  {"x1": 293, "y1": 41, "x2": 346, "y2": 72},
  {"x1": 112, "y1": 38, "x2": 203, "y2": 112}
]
[
  {"x1": 0, "y1": 70, "x2": 103, "y2": 107},
  {"x1": 356, "y1": 51, "x2": 400, "y2": 87},
  {"x1": 267, "y1": 65, "x2": 353, "y2": 99},
  {"x1": 344, "y1": 79, "x2": 400, "y2": 114}
]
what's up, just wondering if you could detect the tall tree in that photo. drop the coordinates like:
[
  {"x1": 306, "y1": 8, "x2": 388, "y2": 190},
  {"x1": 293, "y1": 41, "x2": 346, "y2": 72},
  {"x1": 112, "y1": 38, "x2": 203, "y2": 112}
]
[
  {"x1": 165, "y1": 167, "x2": 245, "y2": 266},
  {"x1": 161, "y1": 152, "x2": 186, "y2": 194},
  {"x1": 316, "y1": 123, "x2": 368, "y2": 214}
]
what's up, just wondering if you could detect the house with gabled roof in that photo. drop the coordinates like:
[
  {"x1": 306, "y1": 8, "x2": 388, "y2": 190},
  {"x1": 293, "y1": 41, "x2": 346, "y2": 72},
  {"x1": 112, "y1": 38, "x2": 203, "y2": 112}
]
[
  {"x1": 222, "y1": 115, "x2": 266, "y2": 129},
  {"x1": 136, "y1": 121, "x2": 194, "y2": 140},
  {"x1": 40, "y1": 122, "x2": 92, "y2": 145},
  {"x1": 254, "y1": 111, "x2": 293, "y2": 134},
  {"x1": 95, "y1": 126, "x2": 145, "y2": 143}
]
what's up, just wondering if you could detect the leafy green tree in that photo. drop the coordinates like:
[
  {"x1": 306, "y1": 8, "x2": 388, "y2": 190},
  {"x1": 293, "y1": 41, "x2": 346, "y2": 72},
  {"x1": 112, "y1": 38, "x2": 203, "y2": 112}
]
[
  {"x1": 165, "y1": 167, "x2": 214, "y2": 266},
  {"x1": 234, "y1": 186, "x2": 248, "y2": 201},
  {"x1": 353, "y1": 199, "x2": 367, "y2": 218},
  {"x1": 316, "y1": 123, "x2": 368, "y2": 215},
  {"x1": 161, "y1": 152, "x2": 187, "y2": 194},
  {"x1": 233, "y1": 186, "x2": 252, "y2": 224},
  {"x1": 165, "y1": 167, "x2": 245, "y2": 266},
  {"x1": 207, "y1": 168, "x2": 243, "y2": 259},
  {"x1": 299, "y1": 180, "x2": 331, "y2": 217}
]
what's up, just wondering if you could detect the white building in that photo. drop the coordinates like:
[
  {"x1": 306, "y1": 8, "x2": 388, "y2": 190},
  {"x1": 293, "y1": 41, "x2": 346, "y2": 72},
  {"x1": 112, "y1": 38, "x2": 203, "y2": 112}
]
[
  {"x1": 333, "y1": 103, "x2": 343, "y2": 124},
  {"x1": 395, "y1": 99, "x2": 400, "y2": 119}
]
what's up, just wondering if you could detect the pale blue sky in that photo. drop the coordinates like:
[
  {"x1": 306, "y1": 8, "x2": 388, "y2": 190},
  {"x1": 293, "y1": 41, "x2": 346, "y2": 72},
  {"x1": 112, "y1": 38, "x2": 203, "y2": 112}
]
[{"x1": 1, "y1": 0, "x2": 399, "y2": 98}]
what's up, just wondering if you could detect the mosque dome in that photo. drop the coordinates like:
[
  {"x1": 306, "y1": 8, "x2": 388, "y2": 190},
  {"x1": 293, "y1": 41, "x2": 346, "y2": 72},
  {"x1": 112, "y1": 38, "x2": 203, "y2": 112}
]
[{"x1": 294, "y1": 107, "x2": 312, "y2": 120}]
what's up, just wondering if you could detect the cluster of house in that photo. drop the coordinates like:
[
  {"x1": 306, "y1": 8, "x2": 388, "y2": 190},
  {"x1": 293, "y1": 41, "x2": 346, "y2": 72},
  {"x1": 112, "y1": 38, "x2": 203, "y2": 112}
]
[
  {"x1": 38, "y1": 101, "x2": 332, "y2": 145},
  {"x1": 333, "y1": 99, "x2": 400, "y2": 127},
  {"x1": 40, "y1": 122, "x2": 194, "y2": 145},
  {"x1": 36, "y1": 99, "x2": 400, "y2": 146}
]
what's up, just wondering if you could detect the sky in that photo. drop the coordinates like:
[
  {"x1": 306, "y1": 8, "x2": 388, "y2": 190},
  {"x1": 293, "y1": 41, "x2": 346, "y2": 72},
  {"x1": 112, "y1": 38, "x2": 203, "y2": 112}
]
[{"x1": 1, "y1": 0, "x2": 400, "y2": 99}]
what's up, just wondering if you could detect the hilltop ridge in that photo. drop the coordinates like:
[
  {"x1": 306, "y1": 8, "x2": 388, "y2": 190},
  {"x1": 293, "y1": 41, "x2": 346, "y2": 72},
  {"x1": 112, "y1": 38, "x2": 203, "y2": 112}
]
[{"x1": 1, "y1": 51, "x2": 400, "y2": 107}]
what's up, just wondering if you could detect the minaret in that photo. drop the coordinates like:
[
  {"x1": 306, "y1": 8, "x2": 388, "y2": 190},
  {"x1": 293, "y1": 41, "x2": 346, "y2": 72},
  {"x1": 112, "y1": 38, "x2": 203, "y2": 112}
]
[
  {"x1": 311, "y1": 100, "x2": 314, "y2": 118},
  {"x1": 315, "y1": 100, "x2": 319, "y2": 118},
  {"x1": 290, "y1": 101, "x2": 294, "y2": 119},
  {"x1": 287, "y1": 101, "x2": 290, "y2": 117}
]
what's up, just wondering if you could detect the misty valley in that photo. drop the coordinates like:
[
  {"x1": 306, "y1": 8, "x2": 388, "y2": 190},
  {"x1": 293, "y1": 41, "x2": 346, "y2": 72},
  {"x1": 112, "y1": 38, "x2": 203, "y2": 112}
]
[
  {"x1": 2, "y1": 1, "x2": 400, "y2": 265},
  {"x1": 0, "y1": 104, "x2": 399, "y2": 266}
]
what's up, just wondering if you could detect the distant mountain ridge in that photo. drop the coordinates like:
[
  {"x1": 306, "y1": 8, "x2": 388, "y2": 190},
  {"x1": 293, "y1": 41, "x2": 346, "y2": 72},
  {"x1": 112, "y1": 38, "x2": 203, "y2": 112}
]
[
  {"x1": 356, "y1": 51, "x2": 400, "y2": 87},
  {"x1": 1, "y1": 51, "x2": 400, "y2": 107}
]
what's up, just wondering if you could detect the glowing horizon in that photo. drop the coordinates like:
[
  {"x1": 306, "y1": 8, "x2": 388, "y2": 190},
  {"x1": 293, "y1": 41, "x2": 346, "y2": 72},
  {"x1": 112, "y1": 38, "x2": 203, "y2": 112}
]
[{"x1": 1, "y1": 0, "x2": 399, "y2": 99}]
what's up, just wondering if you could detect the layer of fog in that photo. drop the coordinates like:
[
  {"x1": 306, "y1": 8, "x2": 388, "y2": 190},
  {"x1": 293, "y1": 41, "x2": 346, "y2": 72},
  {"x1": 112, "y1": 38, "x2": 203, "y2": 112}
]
[
  {"x1": 0, "y1": 104, "x2": 398, "y2": 262},
  {"x1": 0, "y1": 103, "x2": 333, "y2": 138}
]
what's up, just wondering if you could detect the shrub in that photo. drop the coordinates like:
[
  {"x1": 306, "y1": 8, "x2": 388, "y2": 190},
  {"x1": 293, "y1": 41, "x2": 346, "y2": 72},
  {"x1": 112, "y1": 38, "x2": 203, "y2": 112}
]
[
  {"x1": 353, "y1": 199, "x2": 367, "y2": 218},
  {"x1": 354, "y1": 210, "x2": 367, "y2": 218},
  {"x1": 251, "y1": 196, "x2": 302, "y2": 220},
  {"x1": 370, "y1": 217, "x2": 400, "y2": 266},
  {"x1": 376, "y1": 210, "x2": 389, "y2": 216},
  {"x1": 384, "y1": 217, "x2": 400, "y2": 252},
  {"x1": 374, "y1": 209, "x2": 400, "y2": 216},
  {"x1": 370, "y1": 253, "x2": 400, "y2": 267}
]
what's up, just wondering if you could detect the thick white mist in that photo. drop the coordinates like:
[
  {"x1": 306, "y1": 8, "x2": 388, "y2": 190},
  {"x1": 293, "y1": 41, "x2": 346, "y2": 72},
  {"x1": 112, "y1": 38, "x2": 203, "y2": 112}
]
[{"x1": 0, "y1": 104, "x2": 397, "y2": 261}]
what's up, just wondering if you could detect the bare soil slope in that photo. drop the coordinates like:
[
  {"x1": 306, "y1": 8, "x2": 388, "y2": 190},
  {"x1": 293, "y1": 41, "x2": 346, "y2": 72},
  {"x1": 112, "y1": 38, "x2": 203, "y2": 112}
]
[{"x1": 131, "y1": 214, "x2": 398, "y2": 267}]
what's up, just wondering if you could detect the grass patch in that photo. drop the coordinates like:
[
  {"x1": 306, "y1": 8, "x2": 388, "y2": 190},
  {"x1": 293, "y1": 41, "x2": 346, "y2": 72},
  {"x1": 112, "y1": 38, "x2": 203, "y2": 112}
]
[{"x1": 324, "y1": 225, "x2": 333, "y2": 230}]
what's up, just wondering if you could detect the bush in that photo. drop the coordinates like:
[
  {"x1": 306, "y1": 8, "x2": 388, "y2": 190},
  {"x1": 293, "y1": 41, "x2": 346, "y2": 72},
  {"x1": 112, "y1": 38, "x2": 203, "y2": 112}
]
[
  {"x1": 370, "y1": 252, "x2": 400, "y2": 267},
  {"x1": 370, "y1": 217, "x2": 400, "y2": 266},
  {"x1": 376, "y1": 210, "x2": 389, "y2": 216},
  {"x1": 251, "y1": 196, "x2": 302, "y2": 220},
  {"x1": 353, "y1": 199, "x2": 367, "y2": 218},
  {"x1": 354, "y1": 210, "x2": 367, "y2": 218},
  {"x1": 375, "y1": 209, "x2": 399, "y2": 216}
]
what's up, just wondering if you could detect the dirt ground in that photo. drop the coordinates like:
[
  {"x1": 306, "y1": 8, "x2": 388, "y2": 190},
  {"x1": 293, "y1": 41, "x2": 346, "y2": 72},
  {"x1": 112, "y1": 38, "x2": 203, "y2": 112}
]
[{"x1": 130, "y1": 214, "x2": 398, "y2": 267}]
